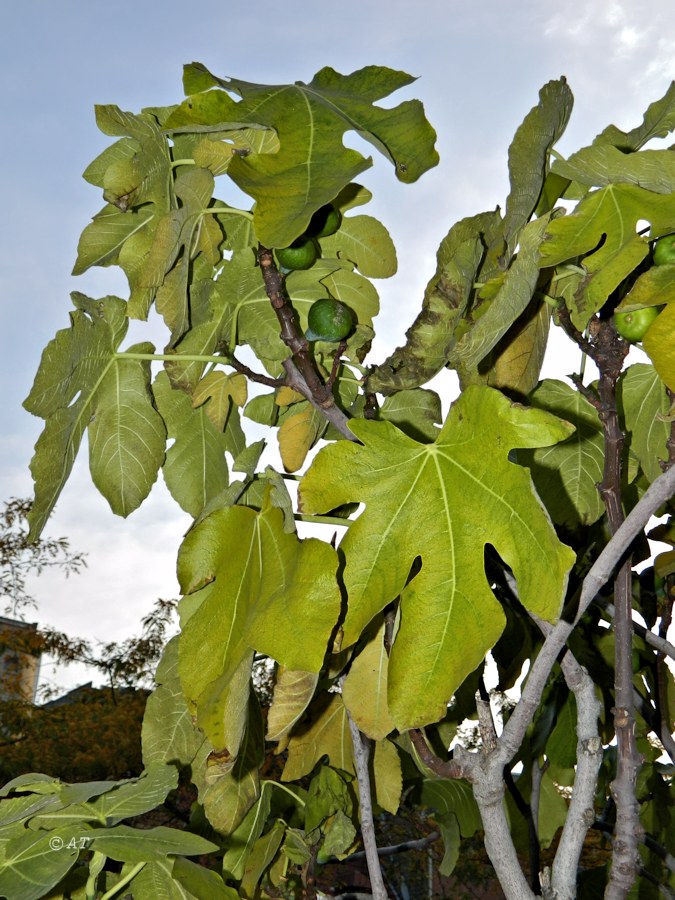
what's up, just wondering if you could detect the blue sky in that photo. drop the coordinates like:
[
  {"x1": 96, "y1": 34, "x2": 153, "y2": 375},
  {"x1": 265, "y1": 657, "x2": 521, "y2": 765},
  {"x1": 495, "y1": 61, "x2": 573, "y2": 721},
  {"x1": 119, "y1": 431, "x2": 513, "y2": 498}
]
[{"x1": 2, "y1": 0, "x2": 675, "y2": 692}]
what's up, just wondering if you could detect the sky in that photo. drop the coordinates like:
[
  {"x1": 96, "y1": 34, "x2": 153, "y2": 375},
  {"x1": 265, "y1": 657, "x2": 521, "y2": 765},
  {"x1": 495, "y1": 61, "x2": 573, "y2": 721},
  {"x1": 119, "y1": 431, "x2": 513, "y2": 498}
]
[{"x1": 2, "y1": 0, "x2": 675, "y2": 693}]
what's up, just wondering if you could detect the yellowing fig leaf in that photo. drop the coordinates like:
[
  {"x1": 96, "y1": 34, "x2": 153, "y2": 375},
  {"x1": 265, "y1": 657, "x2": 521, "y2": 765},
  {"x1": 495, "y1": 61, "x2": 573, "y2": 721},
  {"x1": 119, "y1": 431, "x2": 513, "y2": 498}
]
[
  {"x1": 619, "y1": 364, "x2": 670, "y2": 482},
  {"x1": 300, "y1": 385, "x2": 576, "y2": 730},
  {"x1": 192, "y1": 371, "x2": 247, "y2": 432},
  {"x1": 278, "y1": 404, "x2": 326, "y2": 473},
  {"x1": 177, "y1": 492, "x2": 340, "y2": 748},
  {"x1": 342, "y1": 619, "x2": 395, "y2": 740},
  {"x1": 643, "y1": 301, "x2": 675, "y2": 392},
  {"x1": 372, "y1": 739, "x2": 402, "y2": 815},
  {"x1": 266, "y1": 668, "x2": 319, "y2": 747},
  {"x1": 282, "y1": 695, "x2": 353, "y2": 782}
]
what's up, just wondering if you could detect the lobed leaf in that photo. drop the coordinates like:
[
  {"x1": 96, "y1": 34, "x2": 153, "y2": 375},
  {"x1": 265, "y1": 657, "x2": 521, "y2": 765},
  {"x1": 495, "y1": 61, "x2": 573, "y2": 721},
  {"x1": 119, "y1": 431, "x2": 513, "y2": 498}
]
[
  {"x1": 142, "y1": 639, "x2": 206, "y2": 770},
  {"x1": 449, "y1": 215, "x2": 552, "y2": 379},
  {"x1": 318, "y1": 215, "x2": 397, "y2": 279},
  {"x1": 619, "y1": 364, "x2": 670, "y2": 483},
  {"x1": 553, "y1": 146, "x2": 675, "y2": 194},
  {"x1": 592, "y1": 81, "x2": 675, "y2": 151},
  {"x1": 643, "y1": 301, "x2": 675, "y2": 391},
  {"x1": 372, "y1": 739, "x2": 402, "y2": 815},
  {"x1": 177, "y1": 493, "x2": 340, "y2": 748},
  {"x1": 282, "y1": 694, "x2": 353, "y2": 782},
  {"x1": 366, "y1": 211, "x2": 497, "y2": 394},
  {"x1": 266, "y1": 668, "x2": 319, "y2": 746},
  {"x1": 195, "y1": 696, "x2": 264, "y2": 837},
  {"x1": 172, "y1": 63, "x2": 439, "y2": 248},
  {"x1": 89, "y1": 825, "x2": 218, "y2": 863},
  {"x1": 153, "y1": 371, "x2": 229, "y2": 517},
  {"x1": 300, "y1": 386, "x2": 575, "y2": 729},
  {"x1": 0, "y1": 825, "x2": 86, "y2": 900},
  {"x1": 342, "y1": 619, "x2": 395, "y2": 740},
  {"x1": 23, "y1": 295, "x2": 130, "y2": 538}
]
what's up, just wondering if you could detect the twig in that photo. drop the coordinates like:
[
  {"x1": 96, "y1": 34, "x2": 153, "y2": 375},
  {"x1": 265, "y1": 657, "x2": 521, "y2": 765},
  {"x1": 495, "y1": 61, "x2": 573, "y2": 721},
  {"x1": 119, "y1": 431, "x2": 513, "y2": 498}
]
[
  {"x1": 597, "y1": 600, "x2": 675, "y2": 662},
  {"x1": 332, "y1": 830, "x2": 440, "y2": 862},
  {"x1": 588, "y1": 319, "x2": 641, "y2": 899},
  {"x1": 408, "y1": 728, "x2": 468, "y2": 780},
  {"x1": 326, "y1": 340, "x2": 348, "y2": 391},
  {"x1": 226, "y1": 353, "x2": 285, "y2": 388}
]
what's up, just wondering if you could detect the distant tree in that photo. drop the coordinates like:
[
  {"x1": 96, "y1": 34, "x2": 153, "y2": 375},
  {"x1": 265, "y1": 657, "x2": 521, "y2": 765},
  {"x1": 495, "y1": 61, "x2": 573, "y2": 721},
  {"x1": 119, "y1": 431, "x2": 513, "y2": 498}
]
[
  {"x1": 1, "y1": 499, "x2": 177, "y2": 786},
  {"x1": 38, "y1": 596, "x2": 178, "y2": 699},
  {"x1": 0, "y1": 497, "x2": 86, "y2": 618},
  {"x1": 0, "y1": 685, "x2": 147, "y2": 782}
]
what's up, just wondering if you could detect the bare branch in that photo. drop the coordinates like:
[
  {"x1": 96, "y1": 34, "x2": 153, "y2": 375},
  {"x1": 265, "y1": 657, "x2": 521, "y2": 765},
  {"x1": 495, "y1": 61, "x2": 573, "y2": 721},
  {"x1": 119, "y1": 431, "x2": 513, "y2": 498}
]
[
  {"x1": 472, "y1": 761, "x2": 537, "y2": 900},
  {"x1": 599, "y1": 600, "x2": 675, "y2": 662},
  {"x1": 550, "y1": 647, "x2": 604, "y2": 899}
]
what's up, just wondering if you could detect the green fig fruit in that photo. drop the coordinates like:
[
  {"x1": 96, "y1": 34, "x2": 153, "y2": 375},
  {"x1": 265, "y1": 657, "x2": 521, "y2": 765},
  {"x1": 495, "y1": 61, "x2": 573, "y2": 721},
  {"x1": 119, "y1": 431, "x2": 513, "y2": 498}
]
[
  {"x1": 653, "y1": 233, "x2": 675, "y2": 266},
  {"x1": 275, "y1": 236, "x2": 318, "y2": 270},
  {"x1": 306, "y1": 298, "x2": 354, "y2": 342},
  {"x1": 307, "y1": 204, "x2": 342, "y2": 238},
  {"x1": 613, "y1": 306, "x2": 661, "y2": 342}
]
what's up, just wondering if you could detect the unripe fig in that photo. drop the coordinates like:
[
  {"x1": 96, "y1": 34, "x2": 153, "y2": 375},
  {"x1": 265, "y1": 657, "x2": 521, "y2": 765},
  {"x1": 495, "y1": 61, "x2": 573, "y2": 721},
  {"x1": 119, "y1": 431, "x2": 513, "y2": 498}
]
[{"x1": 306, "y1": 298, "x2": 354, "y2": 342}]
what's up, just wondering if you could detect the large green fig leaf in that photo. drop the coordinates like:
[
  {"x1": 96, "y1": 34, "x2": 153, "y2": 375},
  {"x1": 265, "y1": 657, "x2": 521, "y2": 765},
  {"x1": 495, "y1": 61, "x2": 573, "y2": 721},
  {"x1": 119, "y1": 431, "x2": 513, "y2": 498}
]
[
  {"x1": 266, "y1": 668, "x2": 319, "y2": 746},
  {"x1": 282, "y1": 695, "x2": 354, "y2": 782},
  {"x1": 591, "y1": 81, "x2": 675, "y2": 152},
  {"x1": 552, "y1": 146, "x2": 675, "y2": 194},
  {"x1": 142, "y1": 638, "x2": 206, "y2": 770},
  {"x1": 91, "y1": 105, "x2": 174, "y2": 210},
  {"x1": 484, "y1": 297, "x2": 551, "y2": 397},
  {"x1": 23, "y1": 294, "x2": 130, "y2": 539},
  {"x1": 300, "y1": 385, "x2": 576, "y2": 730},
  {"x1": 177, "y1": 491, "x2": 340, "y2": 748},
  {"x1": 195, "y1": 694, "x2": 264, "y2": 837},
  {"x1": 449, "y1": 215, "x2": 552, "y2": 379},
  {"x1": 73, "y1": 204, "x2": 155, "y2": 275},
  {"x1": 642, "y1": 301, "x2": 675, "y2": 392},
  {"x1": 169, "y1": 63, "x2": 439, "y2": 248}
]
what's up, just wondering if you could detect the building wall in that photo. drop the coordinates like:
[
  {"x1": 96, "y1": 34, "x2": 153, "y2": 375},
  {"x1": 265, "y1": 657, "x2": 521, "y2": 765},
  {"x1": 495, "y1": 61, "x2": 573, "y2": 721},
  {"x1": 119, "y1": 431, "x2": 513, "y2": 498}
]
[{"x1": 0, "y1": 617, "x2": 41, "y2": 703}]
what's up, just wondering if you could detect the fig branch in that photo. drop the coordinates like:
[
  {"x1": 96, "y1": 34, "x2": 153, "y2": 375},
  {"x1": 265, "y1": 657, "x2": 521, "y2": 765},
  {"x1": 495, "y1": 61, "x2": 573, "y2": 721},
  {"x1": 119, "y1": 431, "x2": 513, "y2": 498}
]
[
  {"x1": 566, "y1": 313, "x2": 641, "y2": 898},
  {"x1": 256, "y1": 246, "x2": 357, "y2": 442}
]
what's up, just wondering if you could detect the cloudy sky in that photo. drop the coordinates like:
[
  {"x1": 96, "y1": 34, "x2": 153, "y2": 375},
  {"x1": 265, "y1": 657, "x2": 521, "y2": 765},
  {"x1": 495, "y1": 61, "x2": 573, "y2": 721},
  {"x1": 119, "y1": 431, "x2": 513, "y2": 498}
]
[{"x1": 2, "y1": 0, "x2": 674, "y2": 693}]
